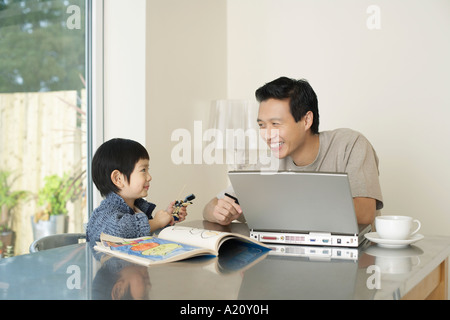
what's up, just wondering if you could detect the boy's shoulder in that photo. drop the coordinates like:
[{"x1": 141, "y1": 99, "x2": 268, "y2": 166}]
[
  {"x1": 92, "y1": 193, "x2": 156, "y2": 219},
  {"x1": 102, "y1": 193, "x2": 155, "y2": 213},
  {"x1": 100, "y1": 192, "x2": 128, "y2": 208},
  {"x1": 91, "y1": 193, "x2": 131, "y2": 220},
  {"x1": 135, "y1": 198, "x2": 156, "y2": 218}
]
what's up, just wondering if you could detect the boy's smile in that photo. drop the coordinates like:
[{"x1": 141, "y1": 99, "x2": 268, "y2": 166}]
[{"x1": 118, "y1": 158, "x2": 152, "y2": 209}]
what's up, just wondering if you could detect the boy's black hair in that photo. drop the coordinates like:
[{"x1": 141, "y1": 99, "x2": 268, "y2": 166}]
[
  {"x1": 255, "y1": 76, "x2": 320, "y2": 134},
  {"x1": 92, "y1": 138, "x2": 149, "y2": 197}
]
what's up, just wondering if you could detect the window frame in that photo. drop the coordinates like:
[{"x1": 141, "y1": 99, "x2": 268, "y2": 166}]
[{"x1": 86, "y1": 0, "x2": 104, "y2": 216}]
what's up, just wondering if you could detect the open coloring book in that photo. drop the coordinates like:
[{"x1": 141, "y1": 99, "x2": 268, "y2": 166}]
[{"x1": 94, "y1": 225, "x2": 270, "y2": 266}]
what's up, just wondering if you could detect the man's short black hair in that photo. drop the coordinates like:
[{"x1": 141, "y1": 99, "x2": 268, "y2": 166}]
[
  {"x1": 255, "y1": 76, "x2": 319, "y2": 134},
  {"x1": 92, "y1": 138, "x2": 149, "y2": 197}
]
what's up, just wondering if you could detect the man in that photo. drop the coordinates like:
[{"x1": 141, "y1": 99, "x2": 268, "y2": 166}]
[{"x1": 203, "y1": 76, "x2": 383, "y2": 225}]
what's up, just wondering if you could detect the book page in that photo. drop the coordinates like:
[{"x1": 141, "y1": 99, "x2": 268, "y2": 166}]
[
  {"x1": 99, "y1": 234, "x2": 210, "y2": 264},
  {"x1": 159, "y1": 226, "x2": 230, "y2": 252}
]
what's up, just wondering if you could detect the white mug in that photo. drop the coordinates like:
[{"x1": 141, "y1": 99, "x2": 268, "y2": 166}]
[{"x1": 375, "y1": 215, "x2": 421, "y2": 240}]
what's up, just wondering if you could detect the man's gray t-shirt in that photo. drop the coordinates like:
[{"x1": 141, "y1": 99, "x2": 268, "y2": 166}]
[{"x1": 221, "y1": 128, "x2": 383, "y2": 210}]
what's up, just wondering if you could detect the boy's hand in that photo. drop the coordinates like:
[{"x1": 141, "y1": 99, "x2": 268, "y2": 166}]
[
  {"x1": 175, "y1": 205, "x2": 188, "y2": 222},
  {"x1": 166, "y1": 201, "x2": 175, "y2": 215},
  {"x1": 168, "y1": 200, "x2": 188, "y2": 223},
  {"x1": 153, "y1": 209, "x2": 174, "y2": 228}
]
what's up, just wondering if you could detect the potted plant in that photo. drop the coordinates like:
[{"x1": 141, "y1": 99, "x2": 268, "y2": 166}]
[
  {"x1": 0, "y1": 170, "x2": 30, "y2": 257},
  {"x1": 32, "y1": 172, "x2": 84, "y2": 240}
]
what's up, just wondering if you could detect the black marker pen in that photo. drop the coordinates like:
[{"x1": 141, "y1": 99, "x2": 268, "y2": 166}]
[{"x1": 224, "y1": 192, "x2": 239, "y2": 205}]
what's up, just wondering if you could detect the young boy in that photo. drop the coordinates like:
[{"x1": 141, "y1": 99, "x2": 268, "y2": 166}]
[{"x1": 86, "y1": 138, "x2": 187, "y2": 243}]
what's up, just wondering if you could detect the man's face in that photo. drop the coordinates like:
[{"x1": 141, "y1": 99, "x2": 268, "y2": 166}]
[{"x1": 257, "y1": 98, "x2": 309, "y2": 159}]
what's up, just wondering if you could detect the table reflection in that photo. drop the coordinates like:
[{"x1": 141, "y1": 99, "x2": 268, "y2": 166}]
[
  {"x1": 91, "y1": 256, "x2": 151, "y2": 300},
  {"x1": 0, "y1": 220, "x2": 446, "y2": 300},
  {"x1": 91, "y1": 238, "x2": 270, "y2": 300}
]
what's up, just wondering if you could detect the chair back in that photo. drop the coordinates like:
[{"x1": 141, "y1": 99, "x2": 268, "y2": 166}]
[{"x1": 29, "y1": 233, "x2": 86, "y2": 253}]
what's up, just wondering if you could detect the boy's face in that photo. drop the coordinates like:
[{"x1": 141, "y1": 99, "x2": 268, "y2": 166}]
[{"x1": 118, "y1": 158, "x2": 152, "y2": 205}]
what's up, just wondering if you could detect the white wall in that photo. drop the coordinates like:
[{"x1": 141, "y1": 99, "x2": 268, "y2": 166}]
[
  {"x1": 145, "y1": 0, "x2": 229, "y2": 218},
  {"x1": 102, "y1": 0, "x2": 229, "y2": 219},
  {"x1": 103, "y1": 0, "x2": 147, "y2": 145},
  {"x1": 102, "y1": 0, "x2": 450, "y2": 236},
  {"x1": 227, "y1": 0, "x2": 450, "y2": 237},
  {"x1": 98, "y1": 0, "x2": 148, "y2": 209}
]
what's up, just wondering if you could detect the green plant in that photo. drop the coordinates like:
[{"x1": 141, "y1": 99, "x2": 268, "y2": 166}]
[
  {"x1": 0, "y1": 170, "x2": 30, "y2": 232},
  {"x1": 35, "y1": 172, "x2": 84, "y2": 221}
]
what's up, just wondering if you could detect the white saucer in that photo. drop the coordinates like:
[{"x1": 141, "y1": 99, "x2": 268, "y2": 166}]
[{"x1": 364, "y1": 232, "x2": 424, "y2": 248}]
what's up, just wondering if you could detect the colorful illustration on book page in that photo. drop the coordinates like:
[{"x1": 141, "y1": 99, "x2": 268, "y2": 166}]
[{"x1": 104, "y1": 237, "x2": 201, "y2": 262}]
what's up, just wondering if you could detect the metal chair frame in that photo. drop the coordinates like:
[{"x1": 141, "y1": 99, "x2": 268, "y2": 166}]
[{"x1": 29, "y1": 233, "x2": 86, "y2": 253}]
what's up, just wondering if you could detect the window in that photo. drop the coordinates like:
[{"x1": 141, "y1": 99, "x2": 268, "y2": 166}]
[{"x1": 0, "y1": 0, "x2": 91, "y2": 256}]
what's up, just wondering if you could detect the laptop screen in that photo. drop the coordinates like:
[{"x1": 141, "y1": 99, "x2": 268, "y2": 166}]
[{"x1": 228, "y1": 171, "x2": 359, "y2": 235}]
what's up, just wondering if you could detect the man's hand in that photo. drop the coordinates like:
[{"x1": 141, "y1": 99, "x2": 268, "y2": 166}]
[{"x1": 203, "y1": 195, "x2": 243, "y2": 225}]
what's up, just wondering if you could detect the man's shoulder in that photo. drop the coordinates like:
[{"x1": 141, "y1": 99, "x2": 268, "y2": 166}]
[
  {"x1": 319, "y1": 128, "x2": 376, "y2": 157},
  {"x1": 321, "y1": 128, "x2": 370, "y2": 145},
  {"x1": 321, "y1": 128, "x2": 363, "y2": 139}
]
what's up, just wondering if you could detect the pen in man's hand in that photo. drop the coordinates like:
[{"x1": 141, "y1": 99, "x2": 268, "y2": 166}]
[{"x1": 224, "y1": 193, "x2": 239, "y2": 205}]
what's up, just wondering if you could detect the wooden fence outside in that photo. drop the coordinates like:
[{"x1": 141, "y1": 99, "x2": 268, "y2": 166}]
[{"x1": 0, "y1": 90, "x2": 86, "y2": 255}]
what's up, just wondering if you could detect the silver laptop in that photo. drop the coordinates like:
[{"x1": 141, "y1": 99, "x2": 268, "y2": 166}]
[{"x1": 227, "y1": 170, "x2": 370, "y2": 247}]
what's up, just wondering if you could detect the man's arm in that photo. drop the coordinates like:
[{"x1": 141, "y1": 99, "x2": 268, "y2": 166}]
[{"x1": 353, "y1": 197, "x2": 376, "y2": 225}]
